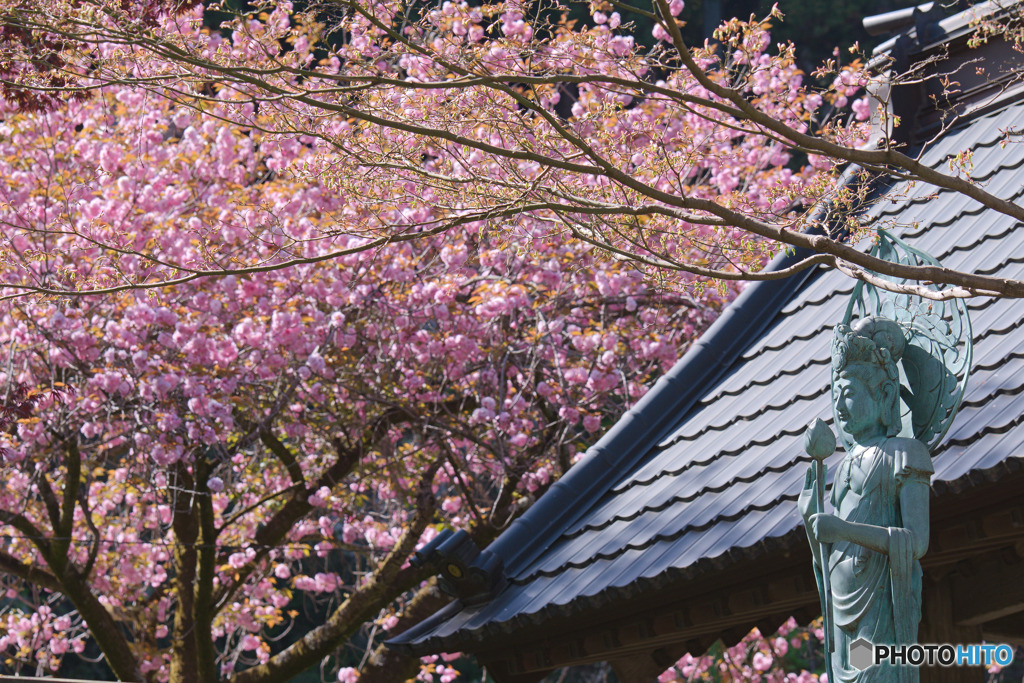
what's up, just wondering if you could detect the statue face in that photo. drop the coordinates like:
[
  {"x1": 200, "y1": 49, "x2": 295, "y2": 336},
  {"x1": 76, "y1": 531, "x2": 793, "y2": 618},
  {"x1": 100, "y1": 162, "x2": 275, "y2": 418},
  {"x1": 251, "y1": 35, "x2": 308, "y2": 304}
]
[{"x1": 834, "y1": 374, "x2": 886, "y2": 442}]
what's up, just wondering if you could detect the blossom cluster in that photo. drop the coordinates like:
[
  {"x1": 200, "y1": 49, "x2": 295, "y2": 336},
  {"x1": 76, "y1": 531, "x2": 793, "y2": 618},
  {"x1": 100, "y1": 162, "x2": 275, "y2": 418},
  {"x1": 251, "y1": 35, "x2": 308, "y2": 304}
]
[
  {"x1": 0, "y1": 0, "x2": 870, "y2": 680},
  {"x1": 0, "y1": 27, "x2": 719, "y2": 683},
  {"x1": 659, "y1": 618, "x2": 827, "y2": 683}
]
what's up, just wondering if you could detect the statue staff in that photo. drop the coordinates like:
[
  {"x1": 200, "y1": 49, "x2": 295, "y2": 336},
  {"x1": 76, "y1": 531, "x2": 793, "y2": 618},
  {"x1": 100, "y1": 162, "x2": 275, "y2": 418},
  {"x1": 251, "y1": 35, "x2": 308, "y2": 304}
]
[{"x1": 803, "y1": 418, "x2": 836, "y2": 683}]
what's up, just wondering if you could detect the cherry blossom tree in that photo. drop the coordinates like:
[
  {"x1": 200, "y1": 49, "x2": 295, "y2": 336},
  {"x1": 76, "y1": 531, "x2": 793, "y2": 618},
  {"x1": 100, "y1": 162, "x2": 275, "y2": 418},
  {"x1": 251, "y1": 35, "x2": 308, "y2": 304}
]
[
  {"x1": 4, "y1": 0, "x2": 1022, "y2": 301},
  {"x1": 0, "y1": 1, "x2": 893, "y2": 680},
  {"x1": 0, "y1": 52, "x2": 737, "y2": 681},
  {"x1": 656, "y1": 618, "x2": 827, "y2": 683},
  {"x1": 0, "y1": 1, "x2": 1017, "y2": 681}
]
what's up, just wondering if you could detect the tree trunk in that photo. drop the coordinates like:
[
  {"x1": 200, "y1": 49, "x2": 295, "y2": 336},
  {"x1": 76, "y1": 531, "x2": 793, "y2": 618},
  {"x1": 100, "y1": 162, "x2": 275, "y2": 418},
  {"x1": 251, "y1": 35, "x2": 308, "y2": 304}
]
[
  {"x1": 169, "y1": 463, "x2": 200, "y2": 683},
  {"x1": 359, "y1": 581, "x2": 450, "y2": 683}
]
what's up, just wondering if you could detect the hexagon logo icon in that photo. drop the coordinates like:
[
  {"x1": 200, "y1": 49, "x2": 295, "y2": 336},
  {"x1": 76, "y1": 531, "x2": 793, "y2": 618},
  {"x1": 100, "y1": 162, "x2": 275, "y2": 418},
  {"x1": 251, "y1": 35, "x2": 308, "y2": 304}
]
[{"x1": 849, "y1": 638, "x2": 875, "y2": 671}]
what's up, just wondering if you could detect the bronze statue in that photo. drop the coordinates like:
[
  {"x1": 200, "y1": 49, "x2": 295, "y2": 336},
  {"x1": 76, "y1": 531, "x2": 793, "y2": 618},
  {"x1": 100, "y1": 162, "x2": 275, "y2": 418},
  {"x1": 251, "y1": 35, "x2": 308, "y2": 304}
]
[
  {"x1": 798, "y1": 231, "x2": 972, "y2": 682},
  {"x1": 800, "y1": 317, "x2": 931, "y2": 683}
]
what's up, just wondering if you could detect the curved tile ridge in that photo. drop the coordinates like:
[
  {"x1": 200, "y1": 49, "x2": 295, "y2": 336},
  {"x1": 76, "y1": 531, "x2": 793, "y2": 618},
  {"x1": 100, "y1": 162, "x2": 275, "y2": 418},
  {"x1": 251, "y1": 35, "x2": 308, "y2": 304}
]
[
  {"x1": 560, "y1": 456, "x2": 813, "y2": 540},
  {"x1": 740, "y1": 321, "x2": 831, "y2": 356},
  {"x1": 510, "y1": 493, "x2": 801, "y2": 584},
  {"x1": 975, "y1": 348, "x2": 1024, "y2": 374},
  {"x1": 904, "y1": 132, "x2": 1022, "y2": 185},
  {"x1": 956, "y1": 379, "x2": 1024, "y2": 412},
  {"x1": 963, "y1": 295, "x2": 1005, "y2": 314},
  {"x1": 975, "y1": 252, "x2": 1024, "y2": 277},
  {"x1": 872, "y1": 152, "x2": 1024, "y2": 223},
  {"x1": 875, "y1": 193, "x2": 1021, "y2": 247},
  {"x1": 625, "y1": 420, "x2": 826, "y2": 488},
  {"x1": 869, "y1": 163, "x2": 1024, "y2": 226},
  {"x1": 774, "y1": 283, "x2": 855, "y2": 320},
  {"x1": 873, "y1": 196, "x2": 1024, "y2": 246},
  {"x1": 894, "y1": 175, "x2": 1024, "y2": 239},
  {"x1": 919, "y1": 105, "x2": 1024, "y2": 158},
  {"x1": 926, "y1": 109, "x2": 1024, "y2": 155},
  {"x1": 933, "y1": 399, "x2": 1024, "y2": 459},
  {"x1": 931, "y1": 145, "x2": 1024, "y2": 184},
  {"x1": 702, "y1": 356, "x2": 831, "y2": 403},
  {"x1": 667, "y1": 384, "x2": 830, "y2": 447},
  {"x1": 926, "y1": 216, "x2": 1024, "y2": 259},
  {"x1": 972, "y1": 314, "x2": 1024, "y2": 348}
]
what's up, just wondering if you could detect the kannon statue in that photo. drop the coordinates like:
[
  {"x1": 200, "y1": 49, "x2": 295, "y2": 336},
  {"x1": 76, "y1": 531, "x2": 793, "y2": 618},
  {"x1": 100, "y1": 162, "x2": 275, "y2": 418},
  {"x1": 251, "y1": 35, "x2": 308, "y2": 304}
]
[{"x1": 799, "y1": 316, "x2": 932, "y2": 683}]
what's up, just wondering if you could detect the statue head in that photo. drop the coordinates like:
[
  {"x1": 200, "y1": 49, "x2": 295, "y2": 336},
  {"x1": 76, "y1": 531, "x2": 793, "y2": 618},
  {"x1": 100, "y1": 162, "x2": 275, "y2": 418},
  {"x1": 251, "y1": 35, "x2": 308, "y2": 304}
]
[{"x1": 831, "y1": 316, "x2": 906, "y2": 441}]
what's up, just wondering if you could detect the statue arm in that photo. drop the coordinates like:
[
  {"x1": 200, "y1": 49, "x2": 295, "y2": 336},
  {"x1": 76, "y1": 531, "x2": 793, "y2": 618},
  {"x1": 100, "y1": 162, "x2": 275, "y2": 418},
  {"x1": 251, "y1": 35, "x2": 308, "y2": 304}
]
[
  {"x1": 809, "y1": 479, "x2": 929, "y2": 559},
  {"x1": 897, "y1": 479, "x2": 929, "y2": 559},
  {"x1": 893, "y1": 438, "x2": 931, "y2": 559},
  {"x1": 814, "y1": 516, "x2": 889, "y2": 554}
]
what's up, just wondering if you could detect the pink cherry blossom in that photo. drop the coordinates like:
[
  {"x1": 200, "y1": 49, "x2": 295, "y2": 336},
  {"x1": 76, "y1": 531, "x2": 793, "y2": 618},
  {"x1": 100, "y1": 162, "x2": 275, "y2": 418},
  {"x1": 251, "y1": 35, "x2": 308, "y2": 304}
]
[
  {"x1": 0, "y1": 0, "x2": 866, "y2": 679},
  {"x1": 338, "y1": 667, "x2": 360, "y2": 682}
]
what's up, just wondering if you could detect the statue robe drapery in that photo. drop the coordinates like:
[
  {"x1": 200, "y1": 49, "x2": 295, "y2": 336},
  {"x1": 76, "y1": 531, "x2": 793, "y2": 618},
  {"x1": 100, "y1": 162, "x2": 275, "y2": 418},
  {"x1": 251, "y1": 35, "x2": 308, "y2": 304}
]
[{"x1": 826, "y1": 437, "x2": 933, "y2": 683}]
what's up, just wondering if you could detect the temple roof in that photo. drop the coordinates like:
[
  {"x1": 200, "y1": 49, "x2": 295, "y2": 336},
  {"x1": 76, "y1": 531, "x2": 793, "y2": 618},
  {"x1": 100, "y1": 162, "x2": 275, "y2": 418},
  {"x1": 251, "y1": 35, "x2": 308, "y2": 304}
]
[{"x1": 389, "y1": 7, "x2": 1024, "y2": 658}]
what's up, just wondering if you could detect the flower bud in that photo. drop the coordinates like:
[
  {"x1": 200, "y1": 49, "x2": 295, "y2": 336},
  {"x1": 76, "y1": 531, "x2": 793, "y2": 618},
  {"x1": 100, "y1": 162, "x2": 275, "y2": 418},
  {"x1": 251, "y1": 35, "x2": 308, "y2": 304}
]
[{"x1": 803, "y1": 418, "x2": 836, "y2": 460}]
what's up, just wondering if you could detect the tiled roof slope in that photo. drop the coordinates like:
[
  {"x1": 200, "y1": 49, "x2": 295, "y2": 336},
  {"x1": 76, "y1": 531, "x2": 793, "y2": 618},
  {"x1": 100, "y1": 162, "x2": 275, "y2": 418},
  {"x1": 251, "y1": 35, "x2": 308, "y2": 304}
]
[{"x1": 393, "y1": 98, "x2": 1024, "y2": 653}]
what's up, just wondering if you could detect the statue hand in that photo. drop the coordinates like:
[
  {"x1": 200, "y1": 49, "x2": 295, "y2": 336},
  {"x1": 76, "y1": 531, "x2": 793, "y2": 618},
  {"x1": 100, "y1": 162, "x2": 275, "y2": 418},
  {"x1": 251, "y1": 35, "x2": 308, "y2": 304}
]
[
  {"x1": 809, "y1": 513, "x2": 846, "y2": 544},
  {"x1": 798, "y1": 467, "x2": 819, "y2": 521}
]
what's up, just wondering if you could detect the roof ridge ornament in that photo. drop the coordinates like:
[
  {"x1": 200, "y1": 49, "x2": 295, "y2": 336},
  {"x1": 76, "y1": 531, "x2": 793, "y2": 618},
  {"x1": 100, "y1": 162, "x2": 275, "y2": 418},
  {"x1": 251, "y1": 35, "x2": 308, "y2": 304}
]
[
  {"x1": 411, "y1": 528, "x2": 508, "y2": 606},
  {"x1": 863, "y1": 2, "x2": 941, "y2": 37}
]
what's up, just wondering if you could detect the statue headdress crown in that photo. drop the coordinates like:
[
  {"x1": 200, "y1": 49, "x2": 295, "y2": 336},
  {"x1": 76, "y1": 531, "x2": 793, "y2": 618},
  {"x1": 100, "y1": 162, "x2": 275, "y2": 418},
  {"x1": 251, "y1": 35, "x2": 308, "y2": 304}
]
[
  {"x1": 831, "y1": 316, "x2": 908, "y2": 438},
  {"x1": 832, "y1": 230, "x2": 972, "y2": 450},
  {"x1": 831, "y1": 316, "x2": 906, "y2": 380}
]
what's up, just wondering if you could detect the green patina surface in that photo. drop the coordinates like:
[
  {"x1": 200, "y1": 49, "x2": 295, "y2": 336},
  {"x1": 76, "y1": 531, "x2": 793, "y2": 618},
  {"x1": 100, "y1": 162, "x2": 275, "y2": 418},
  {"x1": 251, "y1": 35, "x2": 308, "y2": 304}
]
[{"x1": 800, "y1": 233, "x2": 972, "y2": 682}]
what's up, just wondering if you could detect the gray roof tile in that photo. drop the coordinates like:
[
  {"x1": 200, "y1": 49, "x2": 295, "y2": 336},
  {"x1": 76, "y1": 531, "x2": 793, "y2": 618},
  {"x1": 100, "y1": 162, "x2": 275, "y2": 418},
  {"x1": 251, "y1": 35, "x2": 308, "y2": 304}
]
[{"x1": 390, "y1": 90, "x2": 1024, "y2": 656}]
